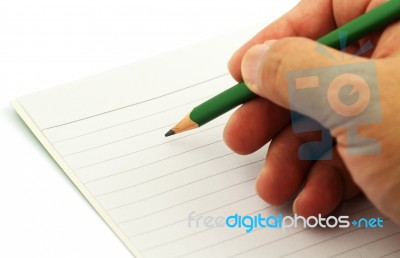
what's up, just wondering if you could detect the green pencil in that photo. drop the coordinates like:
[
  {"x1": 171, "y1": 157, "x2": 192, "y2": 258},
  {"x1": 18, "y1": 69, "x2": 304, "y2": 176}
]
[{"x1": 165, "y1": 0, "x2": 400, "y2": 137}]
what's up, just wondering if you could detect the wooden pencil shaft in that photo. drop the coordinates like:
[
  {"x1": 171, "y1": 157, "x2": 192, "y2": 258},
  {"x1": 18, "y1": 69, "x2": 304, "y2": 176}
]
[
  {"x1": 188, "y1": 0, "x2": 400, "y2": 127},
  {"x1": 189, "y1": 82, "x2": 255, "y2": 126}
]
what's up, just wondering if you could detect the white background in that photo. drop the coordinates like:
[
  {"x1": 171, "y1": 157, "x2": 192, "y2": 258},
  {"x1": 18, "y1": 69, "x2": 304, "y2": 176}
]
[{"x1": 0, "y1": 1, "x2": 299, "y2": 257}]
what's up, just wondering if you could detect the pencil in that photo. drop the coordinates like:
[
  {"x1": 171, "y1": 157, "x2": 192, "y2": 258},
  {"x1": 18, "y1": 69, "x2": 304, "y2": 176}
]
[{"x1": 165, "y1": 0, "x2": 400, "y2": 137}]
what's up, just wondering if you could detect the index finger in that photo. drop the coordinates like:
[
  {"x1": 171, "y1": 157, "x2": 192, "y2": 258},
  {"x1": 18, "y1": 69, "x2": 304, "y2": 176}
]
[{"x1": 228, "y1": 0, "x2": 372, "y2": 81}]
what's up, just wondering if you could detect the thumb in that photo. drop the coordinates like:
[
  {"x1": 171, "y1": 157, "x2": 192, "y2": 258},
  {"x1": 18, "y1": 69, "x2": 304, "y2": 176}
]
[
  {"x1": 241, "y1": 38, "x2": 400, "y2": 222},
  {"x1": 241, "y1": 37, "x2": 376, "y2": 130}
]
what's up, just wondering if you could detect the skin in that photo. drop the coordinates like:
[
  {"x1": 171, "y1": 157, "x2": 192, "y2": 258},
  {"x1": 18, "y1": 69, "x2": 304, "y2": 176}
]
[{"x1": 224, "y1": 0, "x2": 400, "y2": 223}]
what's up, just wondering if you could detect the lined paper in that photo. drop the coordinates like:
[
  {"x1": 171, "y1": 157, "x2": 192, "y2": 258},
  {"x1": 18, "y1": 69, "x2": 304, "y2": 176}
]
[{"x1": 13, "y1": 27, "x2": 400, "y2": 258}]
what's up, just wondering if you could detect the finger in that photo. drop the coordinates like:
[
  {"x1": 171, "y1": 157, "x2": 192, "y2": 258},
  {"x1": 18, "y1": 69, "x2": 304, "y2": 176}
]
[
  {"x1": 361, "y1": 0, "x2": 400, "y2": 58},
  {"x1": 223, "y1": 98, "x2": 289, "y2": 155},
  {"x1": 357, "y1": 0, "x2": 387, "y2": 58},
  {"x1": 229, "y1": 0, "x2": 374, "y2": 81},
  {"x1": 240, "y1": 37, "x2": 370, "y2": 130},
  {"x1": 332, "y1": 0, "x2": 376, "y2": 27},
  {"x1": 324, "y1": 57, "x2": 400, "y2": 223},
  {"x1": 256, "y1": 118, "x2": 331, "y2": 205},
  {"x1": 228, "y1": 0, "x2": 336, "y2": 82},
  {"x1": 334, "y1": 116, "x2": 400, "y2": 224},
  {"x1": 293, "y1": 148, "x2": 361, "y2": 217},
  {"x1": 371, "y1": 20, "x2": 400, "y2": 58}
]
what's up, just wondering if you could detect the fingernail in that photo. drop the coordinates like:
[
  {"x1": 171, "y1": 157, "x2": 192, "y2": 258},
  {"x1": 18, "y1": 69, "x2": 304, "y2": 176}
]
[
  {"x1": 241, "y1": 40, "x2": 277, "y2": 90},
  {"x1": 255, "y1": 173, "x2": 262, "y2": 196},
  {"x1": 293, "y1": 197, "x2": 300, "y2": 215}
]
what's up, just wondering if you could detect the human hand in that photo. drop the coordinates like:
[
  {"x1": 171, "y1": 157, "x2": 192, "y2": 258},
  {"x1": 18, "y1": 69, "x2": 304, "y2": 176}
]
[{"x1": 224, "y1": 0, "x2": 400, "y2": 223}]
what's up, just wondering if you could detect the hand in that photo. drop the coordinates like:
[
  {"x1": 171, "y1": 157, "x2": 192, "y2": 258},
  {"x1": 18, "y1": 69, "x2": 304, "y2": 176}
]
[{"x1": 224, "y1": 0, "x2": 400, "y2": 223}]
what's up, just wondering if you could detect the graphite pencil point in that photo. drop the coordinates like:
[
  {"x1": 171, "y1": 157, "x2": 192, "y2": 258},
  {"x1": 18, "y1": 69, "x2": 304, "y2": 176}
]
[{"x1": 165, "y1": 129, "x2": 176, "y2": 137}]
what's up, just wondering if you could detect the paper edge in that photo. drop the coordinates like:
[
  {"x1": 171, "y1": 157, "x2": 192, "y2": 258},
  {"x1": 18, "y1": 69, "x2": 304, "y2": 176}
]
[{"x1": 11, "y1": 99, "x2": 144, "y2": 258}]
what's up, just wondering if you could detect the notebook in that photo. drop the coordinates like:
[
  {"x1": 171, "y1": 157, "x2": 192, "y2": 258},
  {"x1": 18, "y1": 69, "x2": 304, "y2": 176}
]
[{"x1": 13, "y1": 26, "x2": 400, "y2": 258}]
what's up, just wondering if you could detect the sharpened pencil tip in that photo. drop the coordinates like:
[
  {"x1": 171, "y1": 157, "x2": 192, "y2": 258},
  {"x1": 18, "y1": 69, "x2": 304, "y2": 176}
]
[{"x1": 165, "y1": 129, "x2": 175, "y2": 137}]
